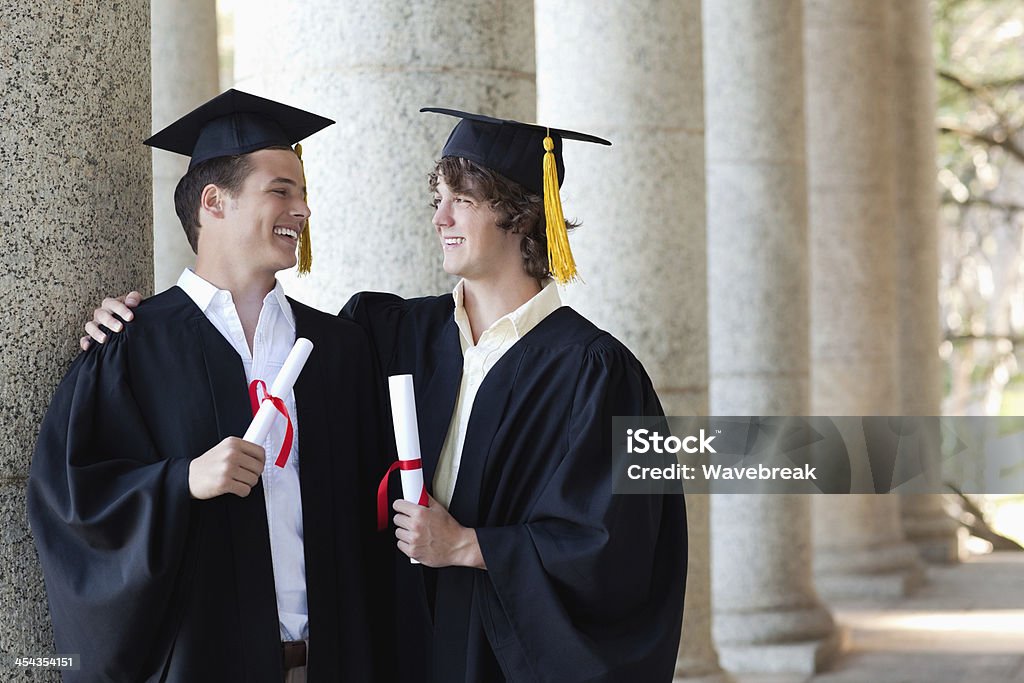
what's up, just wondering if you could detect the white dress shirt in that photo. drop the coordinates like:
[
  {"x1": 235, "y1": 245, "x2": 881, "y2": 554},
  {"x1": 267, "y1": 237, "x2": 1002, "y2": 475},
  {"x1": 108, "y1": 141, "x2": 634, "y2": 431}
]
[
  {"x1": 432, "y1": 279, "x2": 562, "y2": 508},
  {"x1": 177, "y1": 268, "x2": 308, "y2": 641}
]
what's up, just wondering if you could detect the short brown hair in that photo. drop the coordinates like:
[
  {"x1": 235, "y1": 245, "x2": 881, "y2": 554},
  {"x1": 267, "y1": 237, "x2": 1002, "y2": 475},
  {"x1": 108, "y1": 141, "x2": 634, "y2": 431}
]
[{"x1": 429, "y1": 156, "x2": 580, "y2": 280}]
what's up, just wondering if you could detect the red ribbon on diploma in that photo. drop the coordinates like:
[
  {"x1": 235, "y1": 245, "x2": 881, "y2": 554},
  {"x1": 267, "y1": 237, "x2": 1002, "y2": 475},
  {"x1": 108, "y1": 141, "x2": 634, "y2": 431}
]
[
  {"x1": 247, "y1": 379, "x2": 294, "y2": 468},
  {"x1": 377, "y1": 459, "x2": 429, "y2": 530}
]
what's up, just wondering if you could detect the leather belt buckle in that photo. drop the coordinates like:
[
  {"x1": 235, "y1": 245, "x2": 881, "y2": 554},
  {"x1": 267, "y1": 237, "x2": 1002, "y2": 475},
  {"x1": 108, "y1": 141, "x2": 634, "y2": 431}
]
[{"x1": 282, "y1": 640, "x2": 307, "y2": 670}]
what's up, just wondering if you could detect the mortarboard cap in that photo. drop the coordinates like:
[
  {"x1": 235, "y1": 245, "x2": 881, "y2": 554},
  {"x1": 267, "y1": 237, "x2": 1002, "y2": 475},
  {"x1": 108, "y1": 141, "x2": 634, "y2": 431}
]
[
  {"x1": 421, "y1": 107, "x2": 611, "y2": 284},
  {"x1": 145, "y1": 89, "x2": 333, "y2": 277},
  {"x1": 420, "y1": 108, "x2": 610, "y2": 195},
  {"x1": 145, "y1": 89, "x2": 334, "y2": 172}
]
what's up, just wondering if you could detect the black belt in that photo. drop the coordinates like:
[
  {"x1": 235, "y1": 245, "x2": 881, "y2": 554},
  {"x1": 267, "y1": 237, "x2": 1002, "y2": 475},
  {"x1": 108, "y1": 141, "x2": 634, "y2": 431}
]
[{"x1": 282, "y1": 640, "x2": 307, "y2": 671}]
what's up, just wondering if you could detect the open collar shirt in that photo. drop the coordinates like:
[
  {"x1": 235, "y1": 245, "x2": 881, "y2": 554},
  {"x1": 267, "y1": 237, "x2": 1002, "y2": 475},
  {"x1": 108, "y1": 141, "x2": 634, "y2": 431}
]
[
  {"x1": 177, "y1": 268, "x2": 308, "y2": 641},
  {"x1": 432, "y1": 279, "x2": 562, "y2": 508}
]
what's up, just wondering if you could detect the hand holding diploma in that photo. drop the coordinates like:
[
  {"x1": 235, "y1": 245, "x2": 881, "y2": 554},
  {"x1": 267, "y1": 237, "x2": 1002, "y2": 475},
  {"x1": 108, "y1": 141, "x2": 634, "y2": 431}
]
[
  {"x1": 381, "y1": 375, "x2": 485, "y2": 568},
  {"x1": 393, "y1": 494, "x2": 486, "y2": 569},
  {"x1": 244, "y1": 337, "x2": 314, "y2": 468},
  {"x1": 188, "y1": 338, "x2": 314, "y2": 499},
  {"x1": 377, "y1": 375, "x2": 430, "y2": 563},
  {"x1": 188, "y1": 437, "x2": 267, "y2": 499}
]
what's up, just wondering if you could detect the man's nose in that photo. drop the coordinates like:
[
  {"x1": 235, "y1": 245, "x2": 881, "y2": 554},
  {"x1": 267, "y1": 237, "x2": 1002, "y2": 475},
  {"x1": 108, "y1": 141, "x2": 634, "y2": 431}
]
[{"x1": 433, "y1": 202, "x2": 452, "y2": 228}]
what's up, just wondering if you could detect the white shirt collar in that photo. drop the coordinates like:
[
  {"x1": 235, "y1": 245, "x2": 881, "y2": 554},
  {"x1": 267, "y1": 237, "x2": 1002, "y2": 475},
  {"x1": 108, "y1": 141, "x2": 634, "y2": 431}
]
[
  {"x1": 176, "y1": 268, "x2": 295, "y2": 331},
  {"x1": 451, "y1": 278, "x2": 561, "y2": 346}
]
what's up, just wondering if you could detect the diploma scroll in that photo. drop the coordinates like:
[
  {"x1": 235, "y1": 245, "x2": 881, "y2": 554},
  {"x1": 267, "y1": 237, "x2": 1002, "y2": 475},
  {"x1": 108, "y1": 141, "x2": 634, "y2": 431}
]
[
  {"x1": 386, "y1": 374, "x2": 430, "y2": 564},
  {"x1": 389, "y1": 375, "x2": 426, "y2": 502},
  {"x1": 243, "y1": 337, "x2": 314, "y2": 467}
]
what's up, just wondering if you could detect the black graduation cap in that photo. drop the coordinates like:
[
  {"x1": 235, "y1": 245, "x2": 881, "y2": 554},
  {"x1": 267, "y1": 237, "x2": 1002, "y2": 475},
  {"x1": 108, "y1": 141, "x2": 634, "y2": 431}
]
[
  {"x1": 145, "y1": 89, "x2": 335, "y2": 171},
  {"x1": 421, "y1": 107, "x2": 611, "y2": 284},
  {"x1": 420, "y1": 107, "x2": 611, "y2": 195}
]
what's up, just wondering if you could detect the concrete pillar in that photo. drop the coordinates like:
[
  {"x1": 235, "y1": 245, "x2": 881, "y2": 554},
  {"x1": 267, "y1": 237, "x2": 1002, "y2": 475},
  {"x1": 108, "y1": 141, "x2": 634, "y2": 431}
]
[
  {"x1": 902, "y1": 494, "x2": 960, "y2": 564},
  {"x1": 232, "y1": 1, "x2": 536, "y2": 311},
  {"x1": 536, "y1": 0, "x2": 707, "y2": 417},
  {"x1": 1, "y1": 0, "x2": 153, "y2": 663},
  {"x1": 705, "y1": 0, "x2": 841, "y2": 673},
  {"x1": 674, "y1": 497, "x2": 733, "y2": 683},
  {"x1": 712, "y1": 498, "x2": 844, "y2": 673},
  {"x1": 705, "y1": 0, "x2": 809, "y2": 419},
  {"x1": 804, "y1": 0, "x2": 924, "y2": 599},
  {"x1": 889, "y1": 0, "x2": 960, "y2": 564},
  {"x1": 535, "y1": 2, "x2": 716, "y2": 679},
  {"x1": 151, "y1": 0, "x2": 219, "y2": 291}
]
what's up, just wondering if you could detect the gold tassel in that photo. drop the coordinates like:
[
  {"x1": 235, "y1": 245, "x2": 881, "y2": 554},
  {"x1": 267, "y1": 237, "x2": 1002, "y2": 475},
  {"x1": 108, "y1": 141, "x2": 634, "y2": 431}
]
[
  {"x1": 542, "y1": 135, "x2": 578, "y2": 284},
  {"x1": 295, "y1": 143, "x2": 313, "y2": 275}
]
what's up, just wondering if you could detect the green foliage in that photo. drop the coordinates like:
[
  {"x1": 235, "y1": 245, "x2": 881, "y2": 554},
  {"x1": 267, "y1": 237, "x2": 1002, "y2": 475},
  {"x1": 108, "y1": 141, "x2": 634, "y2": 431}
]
[{"x1": 935, "y1": 0, "x2": 1024, "y2": 415}]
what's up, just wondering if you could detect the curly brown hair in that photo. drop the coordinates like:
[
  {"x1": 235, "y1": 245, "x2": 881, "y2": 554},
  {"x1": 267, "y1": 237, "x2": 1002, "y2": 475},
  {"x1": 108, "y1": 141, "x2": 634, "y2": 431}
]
[{"x1": 428, "y1": 156, "x2": 580, "y2": 280}]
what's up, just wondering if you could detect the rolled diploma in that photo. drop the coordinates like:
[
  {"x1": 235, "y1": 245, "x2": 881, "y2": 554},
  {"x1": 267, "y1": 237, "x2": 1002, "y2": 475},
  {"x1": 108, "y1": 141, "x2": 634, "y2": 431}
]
[
  {"x1": 388, "y1": 375, "x2": 427, "y2": 501},
  {"x1": 389, "y1": 374, "x2": 427, "y2": 563},
  {"x1": 243, "y1": 338, "x2": 314, "y2": 452}
]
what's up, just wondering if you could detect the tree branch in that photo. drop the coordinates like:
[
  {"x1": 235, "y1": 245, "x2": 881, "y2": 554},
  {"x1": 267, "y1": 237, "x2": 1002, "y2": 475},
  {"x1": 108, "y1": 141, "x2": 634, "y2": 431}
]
[
  {"x1": 947, "y1": 484, "x2": 1024, "y2": 552},
  {"x1": 945, "y1": 334, "x2": 1024, "y2": 346},
  {"x1": 939, "y1": 69, "x2": 1001, "y2": 111},
  {"x1": 939, "y1": 124, "x2": 1024, "y2": 165},
  {"x1": 940, "y1": 69, "x2": 1024, "y2": 93},
  {"x1": 942, "y1": 197, "x2": 1024, "y2": 214},
  {"x1": 975, "y1": 75, "x2": 1024, "y2": 89}
]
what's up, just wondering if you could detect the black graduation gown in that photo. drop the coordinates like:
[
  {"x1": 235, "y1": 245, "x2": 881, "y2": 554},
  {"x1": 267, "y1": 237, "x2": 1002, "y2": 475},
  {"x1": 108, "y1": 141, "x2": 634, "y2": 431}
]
[
  {"x1": 343, "y1": 292, "x2": 687, "y2": 683},
  {"x1": 28, "y1": 287, "x2": 393, "y2": 683}
]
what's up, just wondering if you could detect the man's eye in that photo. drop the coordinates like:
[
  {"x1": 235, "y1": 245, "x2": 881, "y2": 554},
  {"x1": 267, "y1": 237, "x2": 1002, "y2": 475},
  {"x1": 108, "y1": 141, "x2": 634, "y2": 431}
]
[{"x1": 272, "y1": 189, "x2": 287, "y2": 196}]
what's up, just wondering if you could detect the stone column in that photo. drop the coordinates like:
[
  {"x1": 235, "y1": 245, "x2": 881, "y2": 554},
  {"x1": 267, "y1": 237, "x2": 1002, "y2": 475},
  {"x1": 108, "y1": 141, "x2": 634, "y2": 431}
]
[
  {"x1": 1, "y1": 0, "x2": 153, "y2": 667},
  {"x1": 535, "y1": 2, "x2": 719, "y2": 679},
  {"x1": 151, "y1": 0, "x2": 220, "y2": 291},
  {"x1": 889, "y1": 0, "x2": 960, "y2": 564},
  {"x1": 674, "y1": 497, "x2": 733, "y2": 683},
  {"x1": 804, "y1": 0, "x2": 924, "y2": 599},
  {"x1": 536, "y1": 0, "x2": 707, "y2": 419},
  {"x1": 232, "y1": 0, "x2": 536, "y2": 311},
  {"x1": 705, "y1": 0, "x2": 841, "y2": 673}
]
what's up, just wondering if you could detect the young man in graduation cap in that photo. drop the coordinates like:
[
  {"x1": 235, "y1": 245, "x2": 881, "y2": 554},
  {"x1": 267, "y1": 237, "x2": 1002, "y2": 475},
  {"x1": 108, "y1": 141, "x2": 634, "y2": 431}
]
[
  {"x1": 344, "y1": 109, "x2": 687, "y2": 683},
  {"x1": 82, "y1": 108, "x2": 687, "y2": 682},
  {"x1": 30, "y1": 90, "x2": 392, "y2": 682}
]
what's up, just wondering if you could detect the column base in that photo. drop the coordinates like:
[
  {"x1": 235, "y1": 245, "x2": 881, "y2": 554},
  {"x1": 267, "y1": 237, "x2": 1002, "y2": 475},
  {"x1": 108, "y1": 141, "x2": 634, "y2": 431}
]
[
  {"x1": 816, "y1": 568, "x2": 923, "y2": 600},
  {"x1": 674, "y1": 667, "x2": 736, "y2": 683},
  {"x1": 908, "y1": 535, "x2": 960, "y2": 564},
  {"x1": 903, "y1": 507, "x2": 961, "y2": 564},
  {"x1": 717, "y1": 627, "x2": 846, "y2": 675},
  {"x1": 815, "y1": 541, "x2": 925, "y2": 600}
]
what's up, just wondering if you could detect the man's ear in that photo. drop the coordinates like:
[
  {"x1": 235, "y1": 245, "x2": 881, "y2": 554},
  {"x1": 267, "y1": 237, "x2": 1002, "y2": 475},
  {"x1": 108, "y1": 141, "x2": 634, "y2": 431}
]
[{"x1": 200, "y1": 184, "x2": 226, "y2": 219}]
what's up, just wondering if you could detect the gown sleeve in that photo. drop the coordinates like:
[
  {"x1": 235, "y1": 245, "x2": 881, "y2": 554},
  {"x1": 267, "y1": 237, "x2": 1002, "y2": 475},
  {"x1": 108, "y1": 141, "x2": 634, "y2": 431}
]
[
  {"x1": 27, "y1": 334, "x2": 195, "y2": 682},
  {"x1": 337, "y1": 293, "x2": 426, "y2": 680},
  {"x1": 339, "y1": 291, "x2": 414, "y2": 373},
  {"x1": 472, "y1": 337, "x2": 687, "y2": 682}
]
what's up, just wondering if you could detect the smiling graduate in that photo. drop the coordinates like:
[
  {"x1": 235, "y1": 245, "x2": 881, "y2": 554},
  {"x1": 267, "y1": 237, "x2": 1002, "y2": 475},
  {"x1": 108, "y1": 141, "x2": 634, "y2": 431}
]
[
  {"x1": 345, "y1": 109, "x2": 687, "y2": 683},
  {"x1": 28, "y1": 91, "x2": 393, "y2": 682}
]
